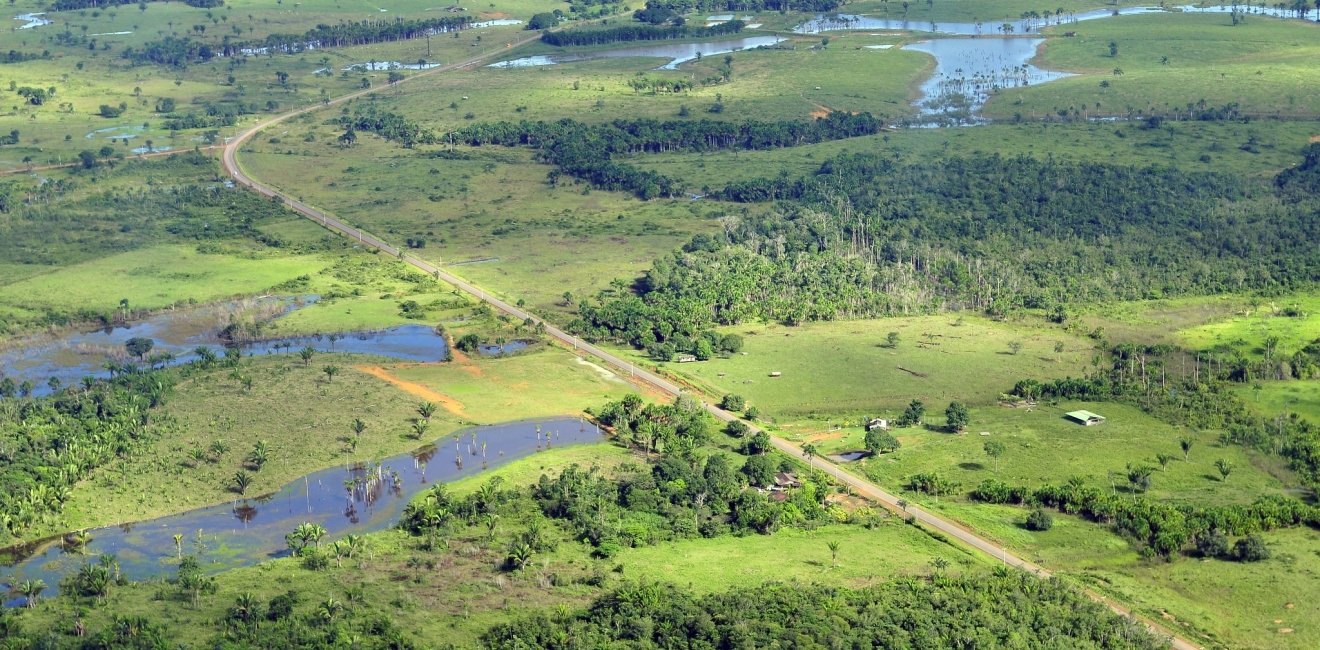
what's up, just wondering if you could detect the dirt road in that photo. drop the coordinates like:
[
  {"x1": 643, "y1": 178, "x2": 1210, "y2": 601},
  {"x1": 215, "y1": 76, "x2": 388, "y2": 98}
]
[{"x1": 218, "y1": 31, "x2": 1201, "y2": 650}]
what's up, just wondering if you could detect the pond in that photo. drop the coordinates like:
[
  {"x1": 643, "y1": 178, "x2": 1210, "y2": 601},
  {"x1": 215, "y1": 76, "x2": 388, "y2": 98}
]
[
  {"x1": 904, "y1": 38, "x2": 1070, "y2": 123},
  {"x1": 15, "y1": 13, "x2": 51, "y2": 30},
  {"x1": 831, "y1": 451, "x2": 870, "y2": 462},
  {"x1": 0, "y1": 298, "x2": 447, "y2": 397},
  {"x1": 478, "y1": 340, "x2": 531, "y2": 356},
  {"x1": 489, "y1": 35, "x2": 786, "y2": 70},
  {"x1": 796, "y1": 5, "x2": 1308, "y2": 122},
  {"x1": 1, "y1": 417, "x2": 602, "y2": 606}
]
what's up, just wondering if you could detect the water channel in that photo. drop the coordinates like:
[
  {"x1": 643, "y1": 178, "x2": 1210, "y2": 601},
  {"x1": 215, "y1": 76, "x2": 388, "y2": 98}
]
[
  {"x1": 0, "y1": 298, "x2": 448, "y2": 397},
  {"x1": 1, "y1": 417, "x2": 602, "y2": 606}
]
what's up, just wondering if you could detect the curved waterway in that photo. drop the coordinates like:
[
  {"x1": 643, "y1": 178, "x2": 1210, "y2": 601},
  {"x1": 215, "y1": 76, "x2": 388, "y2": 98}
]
[
  {"x1": 1, "y1": 417, "x2": 602, "y2": 606},
  {"x1": 0, "y1": 298, "x2": 448, "y2": 397}
]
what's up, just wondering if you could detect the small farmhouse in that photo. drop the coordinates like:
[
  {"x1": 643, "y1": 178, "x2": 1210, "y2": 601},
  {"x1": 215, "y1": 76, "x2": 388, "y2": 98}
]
[
  {"x1": 866, "y1": 418, "x2": 889, "y2": 431},
  {"x1": 1064, "y1": 410, "x2": 1106, "y2": 426}
]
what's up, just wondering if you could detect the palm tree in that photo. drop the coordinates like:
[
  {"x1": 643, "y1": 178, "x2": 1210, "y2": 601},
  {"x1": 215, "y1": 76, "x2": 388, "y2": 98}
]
[
  {"x1": 1215, "y1": 459, "x2": 1234, "y2": 482},
  {"x1": 411, "y1": 419, "x2": 430, "y2": 440},
  {"x1": 827, "y1": 540, "x2": 841, "y2": 566},
  {"x1": 299, "y1": 346, "x2": 315, "y2": 365},
  {"x1": 417, "y1": 401, "x2": 437, "y2": 421},
  {"x1": 247, "y1": 441, "x2": 270, "y2": 470},
  {"x1": 17, "y1": 579, "x2": 46, "y2": 608},
  {"x1": 351, "y1": 418, "x2": 367, "y2": 437},
  {"x1": 316, "y1": 598, "x2": 343, "y2": 623},
  {"x1": 232, "y1": 471, "x2": 253, "y2": 495},
  {"x1": 229, "y1": 592, "x2": 262, "y2": 624},
  {"x1": 209, "y1": 439, "x2": 229, "y2": 461},
  {"x1": 322, "y1": 365, "x2": 340, "y2": 383},
  {"x1": 173, "y1": 533, "x2": 184, "y2": 559},
  {"x1": 67, "y1": 529, "x2": 93, "y2": 554},
  {"x1": 802, "y1": 443, "x2": 819, "y2": 466}
]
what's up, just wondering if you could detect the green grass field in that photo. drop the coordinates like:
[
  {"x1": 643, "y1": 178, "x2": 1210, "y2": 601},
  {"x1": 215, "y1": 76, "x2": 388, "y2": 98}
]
[
  {"x1": 622, "y1": 314, "x2": 1094, "y2": 423},
  {"x1": 925, "y1": 502, "x2": 1320, "y2": 650},
  {"x1": 0, "y1": 244, "x2": 327, "y2": 319},
  {"x1": 1177, "y1": 293, "x2": 1320, "y2": 360},
  {"x1": 0, "y1": 0, "x2": 550, "y2": 169},
  {"x1": 806, "y1": 401, "x2": 1295, "y2": 506},
  {"x1": 29, "y1": 344, "x2": 640, "y2": 544},
  {"x1": 1238, "y1": 380, "x2": 1320, "y2": 425},
  {"x1": 239, "y1": 133, "x2": 718, "y2": 320},
  {"x1": 986, "y1": 13, "x2": 1320, "y2": 120}
]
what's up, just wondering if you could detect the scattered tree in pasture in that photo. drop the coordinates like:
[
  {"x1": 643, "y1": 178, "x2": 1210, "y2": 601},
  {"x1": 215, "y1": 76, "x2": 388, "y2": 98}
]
[
  {"x1": 322, "y1": 365, "x2": 340, "y2": 382},
  {"x1": 945, "y1": 402, "x2": 970, "y2": 432}
]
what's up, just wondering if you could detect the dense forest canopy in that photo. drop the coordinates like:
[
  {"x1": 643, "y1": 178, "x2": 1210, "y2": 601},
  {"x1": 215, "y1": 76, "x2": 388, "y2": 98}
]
[
  {"x1": 572, "y1": 149, "x2": 1319, "y2": 358},
  {"x1": 485, "y1": 574, "x2": 1166, "y2": 649}
]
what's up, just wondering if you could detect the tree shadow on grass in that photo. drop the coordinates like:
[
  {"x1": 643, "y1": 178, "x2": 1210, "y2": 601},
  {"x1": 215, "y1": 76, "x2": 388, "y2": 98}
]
[{"x1": 958, "y1": 462, "x2": 985, "y2": 471}]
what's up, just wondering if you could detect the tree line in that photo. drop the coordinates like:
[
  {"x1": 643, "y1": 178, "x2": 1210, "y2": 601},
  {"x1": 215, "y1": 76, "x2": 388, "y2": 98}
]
[
  {"x1": 540, "y1": 19, "x2": 744, "y2": 47},
  {"x1": 123, "y1": 16, "x2": 472, "y2": 67},
  {"x1": 450, "y1": 112, "x2": 883, "y2": 198},
  {"x1": 570, "y1": 149, "x2": 1318, "y2": 352}
]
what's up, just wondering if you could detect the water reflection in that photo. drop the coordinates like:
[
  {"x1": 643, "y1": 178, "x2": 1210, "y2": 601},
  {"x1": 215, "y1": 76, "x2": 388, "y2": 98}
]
[{"x1": 2, "y1": 417, "x2": 602, "y2": 606}]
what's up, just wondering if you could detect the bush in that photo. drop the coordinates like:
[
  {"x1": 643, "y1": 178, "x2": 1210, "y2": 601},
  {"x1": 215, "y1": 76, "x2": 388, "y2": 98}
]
[
  {"x1": 1233, "y1": 534, "x2": 1270, "y2": 562},
  {"x1": 725, "y1": 420, "x2": 750, "y2": 437},
  {"x1": 1194, "y1": 529, "x2": 1229, "y2": 558},
  {"x1": 719, "y1": 394, "x2": 746, "y2": 411},
  {"x1": 1025, "y1": 508, "x2": 1054, "y2": 531}
]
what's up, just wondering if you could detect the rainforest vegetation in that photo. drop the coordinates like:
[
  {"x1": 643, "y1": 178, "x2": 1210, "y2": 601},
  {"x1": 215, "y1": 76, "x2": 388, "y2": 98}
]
[{"x1": 570, "y1": 148, "x2": 1319, "y2": 360}]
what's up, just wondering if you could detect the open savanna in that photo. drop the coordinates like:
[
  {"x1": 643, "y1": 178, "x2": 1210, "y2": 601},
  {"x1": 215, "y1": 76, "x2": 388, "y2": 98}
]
[
  {"x1": 986, "y1": 13, "x2": 1320, "y2": 120},
  {"x1": 239, "y1": 132, "x2": 719, "y2": 319},
  {"x1": 626, "y1": 314, "x2": 1093, "y2": 422},
  {"x1": 0, "y1": 0, "x2": 541, "y2": 168},
  {"x1": 631, "y1": 118, "x2": 1320, "y2": 190},
  {"x1": 38, "y1": 343, "x2": 637, "y2": 543},
  {"x1": 927, "y1": 501, "x2": 1320, "y2": 650},
  {"x1": 812, "y1": 401, "x2": 1295, "y2": 506},
  {"x1": 372, "y1": 39, "x2": 929, "y2": 130}
]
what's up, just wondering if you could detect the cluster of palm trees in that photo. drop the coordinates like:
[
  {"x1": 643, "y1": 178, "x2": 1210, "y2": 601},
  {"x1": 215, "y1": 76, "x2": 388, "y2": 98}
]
[
  {"x1": 226, "y1": 440, "x2": 271, "y2": 496},
  {"x1": 286, "y1": 522, "x2": 366, "y2": 567}
]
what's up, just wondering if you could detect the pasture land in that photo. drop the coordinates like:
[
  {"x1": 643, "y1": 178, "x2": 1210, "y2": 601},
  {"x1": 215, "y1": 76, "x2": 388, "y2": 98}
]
[
  {"x1": 805, "y1": 401, "x2": 1296, "y2": 507},
  {"x1": 10, "y1": 437, "x2": 978, "y2": 648},
  {"x1": 37, "y1": 344, "x2": 638, "y2": 543},
  {"x1": 0, "y1": 0, "x2": 543, "y2": 169},
  {"x1": 239, "y1": 132, "x2": 719, "y2": 320},
  {"x1": 928, "y1": 502, "x2": 1320, "y2": 650},
  {"x1": 1237, "y1": 380, "x2": 1320, "y2": 425},
  {"x1": 621, "y1": 314, "x2": 1094, "y2": 422},
  {"x1": 0, "y1": 244, "x2": 326, "y2": 320},
  {"x1": 378, "y1": 40, "x2": 929, "y2": 129},
  {"x1": 987, "y1": 13, "x2": 1320, "y2": 120},
  {"x1": 1176, "y1": 293, "x2": 1320, "y2": 361}
]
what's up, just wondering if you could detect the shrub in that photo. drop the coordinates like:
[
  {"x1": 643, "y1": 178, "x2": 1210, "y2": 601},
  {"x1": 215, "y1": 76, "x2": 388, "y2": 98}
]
[{"x1": 1025, "y1": 507, "x2": 1054, "y2": 531}]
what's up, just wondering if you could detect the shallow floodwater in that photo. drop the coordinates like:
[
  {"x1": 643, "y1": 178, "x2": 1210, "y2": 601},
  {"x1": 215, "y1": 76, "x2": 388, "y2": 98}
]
[
  {"x1": 1, "y1": 417, "x2": 602, "y2": 606},
  {"x1": 15, "y1": 13, "x2": 51, "y2": 30},
  {"x1": 0, "y1": 298, "x2": 447, "y2": 396},
  {"x1": 489, "y1": 35, "x2": 786, "y2": 70},
  {"x1": 794, "y1": 5, "x2": 1297, "y2": 35},
  {"x1": 479, "y1": 340, "x2": 530, "y2": 356},
  {"x1": 904, "y1": 38, "x2": 1070, "y2": 122}
]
